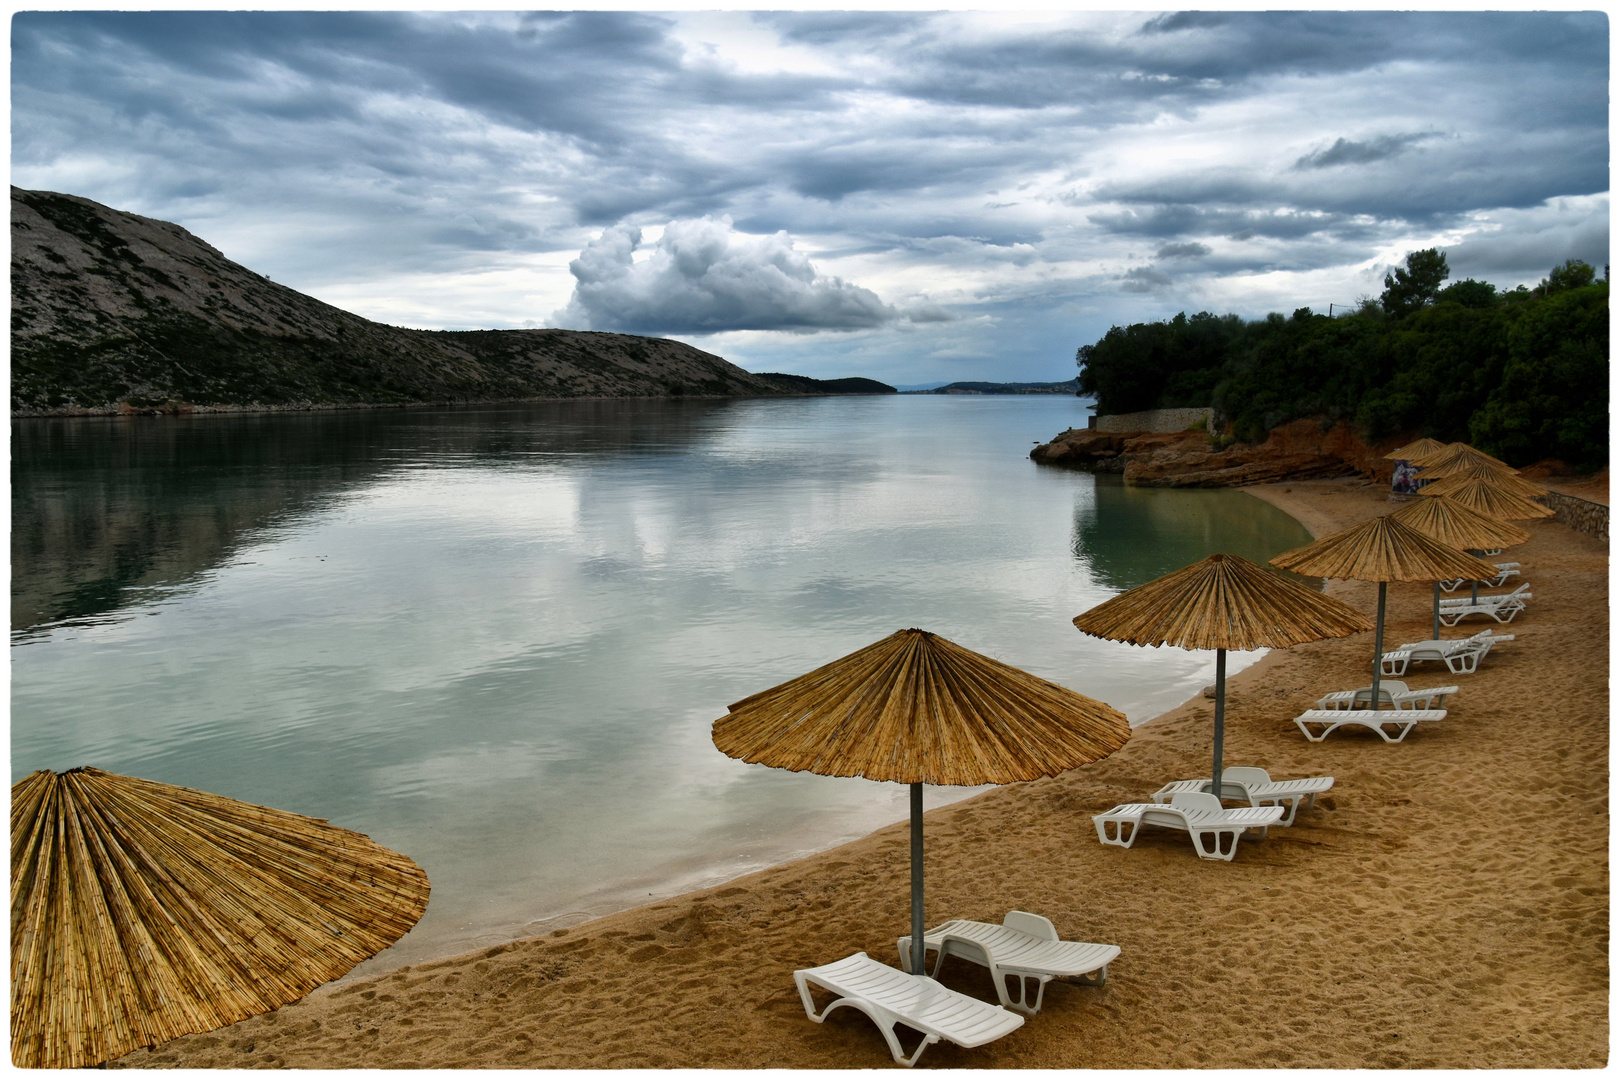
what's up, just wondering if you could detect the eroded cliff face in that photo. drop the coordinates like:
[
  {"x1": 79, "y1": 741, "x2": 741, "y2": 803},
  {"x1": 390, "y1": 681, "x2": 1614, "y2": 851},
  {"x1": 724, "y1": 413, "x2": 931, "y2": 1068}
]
[
  {"x1": 11, "y1": 187, "x2": 791, "y2": 414},
  {"x1": 1031, "y1": 419, "x2": 1390, "y2": 487}
]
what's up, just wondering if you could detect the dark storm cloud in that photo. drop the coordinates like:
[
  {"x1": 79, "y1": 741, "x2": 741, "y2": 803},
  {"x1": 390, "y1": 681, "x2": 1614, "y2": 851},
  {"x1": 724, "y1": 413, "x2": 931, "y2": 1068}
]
[
  {"x1": 1295, "y1": 134, "x2": 1433, "y2": 170},
  {"x1": 1120, "y1": 266, "x2": 1173, "y2": 293},
  {"x1": 9, "y1": 9, "x2": 1607, "y2": 359}
]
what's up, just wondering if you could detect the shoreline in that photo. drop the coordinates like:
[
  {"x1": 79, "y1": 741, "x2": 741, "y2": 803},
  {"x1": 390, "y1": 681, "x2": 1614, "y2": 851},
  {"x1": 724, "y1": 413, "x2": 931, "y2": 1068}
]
[{"x1": 116, "y1": 476, "x2": 1608, "y2": 1068}]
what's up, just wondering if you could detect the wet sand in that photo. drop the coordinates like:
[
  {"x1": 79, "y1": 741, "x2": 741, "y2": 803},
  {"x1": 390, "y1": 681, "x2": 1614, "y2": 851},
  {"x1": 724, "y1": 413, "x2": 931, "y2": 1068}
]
[{"x1": 116, "y1": 477, "x2": 1609, "y2": 1069}]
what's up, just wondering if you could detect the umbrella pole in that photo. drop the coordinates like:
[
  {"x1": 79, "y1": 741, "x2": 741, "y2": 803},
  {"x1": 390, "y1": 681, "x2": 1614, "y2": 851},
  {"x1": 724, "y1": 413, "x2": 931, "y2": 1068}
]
[
  {"x1": 1371, "y1": 581, "x2": 1387, "y2": 709},
  {"x1": 1211, "y1": 648, "x2": 1226, "y2": 801},
  {"x1": 909, "y1": 782, "x2": 925, "y2": 976},
  {"x1": 1432, "y1": 581, "x2": 1441, "y2": 640}
]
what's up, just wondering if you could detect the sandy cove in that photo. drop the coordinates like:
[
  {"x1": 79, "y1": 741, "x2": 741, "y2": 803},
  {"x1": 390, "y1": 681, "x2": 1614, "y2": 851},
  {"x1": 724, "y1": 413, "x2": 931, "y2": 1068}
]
[{"x1": 114, "y1": 477, "x2": 1608, "y2": 1069}]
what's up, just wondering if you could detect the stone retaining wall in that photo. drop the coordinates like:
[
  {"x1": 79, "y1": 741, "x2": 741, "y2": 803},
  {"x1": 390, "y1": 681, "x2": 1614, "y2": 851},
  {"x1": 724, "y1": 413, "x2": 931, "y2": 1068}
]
[
  {"x1": 1542, "y1": 491, "x2": 1609, "y2": 542},
  {"x1": 1091, "y1": 407, "x2": 1212, "y2": 434}
]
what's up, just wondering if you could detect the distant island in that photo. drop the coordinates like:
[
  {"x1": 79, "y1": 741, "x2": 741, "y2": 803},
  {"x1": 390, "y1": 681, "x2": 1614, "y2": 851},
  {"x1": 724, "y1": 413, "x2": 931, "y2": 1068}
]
[
  {"x1": 10, "y1": 188, "x2": 889, "y2": 416},
  {"x1": 901, "y1": 379, "x2": 1080, "y2": 395},
  {"x1": 753, "y1": 373, "x2": 895, "y2": 395}
]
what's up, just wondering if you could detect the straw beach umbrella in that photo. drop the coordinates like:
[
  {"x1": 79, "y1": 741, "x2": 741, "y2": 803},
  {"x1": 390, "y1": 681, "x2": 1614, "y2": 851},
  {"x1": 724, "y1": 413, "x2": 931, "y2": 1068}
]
[
  {"x1": 1384, "y1": 437, "x2": 1446, "y2": 461},
  {"x1": 1271, "y1": 517, "x2": 1498, "y2": 711},
  {"x1": 1419, "y1": 467, "x2": 1551, "y2": 502},
  {"x1": 1073, "y1": 554, "x2": 1372, "y2": 800},
  {"x1": 11, "y1": 767, "x2": 430, "y2": 1068},
  {"x1": 1408, "y1": 441, "x2": 1517, "y2": 474},
  {"x1": 1418, "y1": 473, "x2": 1554, "y2": 523},
  {"x1": 1390, "y1": 496, "x2": 1532, "y2": 636},
  {"x1": 712, "y1": 628, "x2": 1129, "y2": 976}
]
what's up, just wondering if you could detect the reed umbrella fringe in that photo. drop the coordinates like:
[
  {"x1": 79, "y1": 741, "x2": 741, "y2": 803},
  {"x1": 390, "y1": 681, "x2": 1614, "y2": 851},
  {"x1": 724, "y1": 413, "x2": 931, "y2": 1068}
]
[
  {"x1": 1389, "y1": 495, "x2": 1533, "y2": 550},
  {"x1": 1411, "y1": 460, "x2": 1548, "y2": 497},
  {"x1": 1071, "y1": 553, "x2": 1373, "y2": 651},
  {"x1": 1417, "y1": 475, "x2": 1555, "y2": 520},
  {"x1": 714, "y1": 629, "x2": 1130, "y2": 787},
  {"x1": 1407, "y1": 442, "x2": 1517, "y2": 474},
  {"x1": 1269, "y1": 515, "x2": 1501, "y2": 583},
  {"x1": 11, "y1": 768, "x2": 430, "y2": 1069},
  {"x1": 1419, "y1": 470, "x2": 1554, "y2": 507},
  {"x1": 1383, "y1": 437, "x2": 1446, "y2": 461}
]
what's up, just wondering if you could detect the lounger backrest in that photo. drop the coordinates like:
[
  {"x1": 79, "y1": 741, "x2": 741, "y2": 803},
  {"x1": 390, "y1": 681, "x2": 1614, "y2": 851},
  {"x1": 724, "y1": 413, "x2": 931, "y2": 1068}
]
[
  {"x1": 1169, "y1": 791, "x2": 1224, "y2": 814},
  {"x1": 1220, "y1": 766, "x2": 1271, "y2": 786},
  {"x1": 1379, "y1": 680, "x2": 1409, "y2": 695},
  {"x1": 1002, "y1": 911, "x2": 1059, "y2": 942}
]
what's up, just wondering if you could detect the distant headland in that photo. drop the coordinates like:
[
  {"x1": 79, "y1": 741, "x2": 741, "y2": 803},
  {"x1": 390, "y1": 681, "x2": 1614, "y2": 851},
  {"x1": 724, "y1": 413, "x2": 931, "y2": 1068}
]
[{"x1": 9, "y1": 188, "x2": 893, "y2": 417}]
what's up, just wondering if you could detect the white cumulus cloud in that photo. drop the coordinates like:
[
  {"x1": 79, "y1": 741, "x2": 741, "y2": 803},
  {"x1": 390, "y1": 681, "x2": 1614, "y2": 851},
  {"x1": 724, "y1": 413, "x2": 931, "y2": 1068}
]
[{"x1": 553, "y1": 216, "x2": 946, "y2": 334}]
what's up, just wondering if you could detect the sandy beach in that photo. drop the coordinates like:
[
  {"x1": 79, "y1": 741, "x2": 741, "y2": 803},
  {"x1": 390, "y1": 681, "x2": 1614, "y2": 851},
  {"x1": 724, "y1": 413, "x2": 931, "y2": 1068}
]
[{"x1": 113, "y1": 476, "x2": 1609, "y2": 1069}]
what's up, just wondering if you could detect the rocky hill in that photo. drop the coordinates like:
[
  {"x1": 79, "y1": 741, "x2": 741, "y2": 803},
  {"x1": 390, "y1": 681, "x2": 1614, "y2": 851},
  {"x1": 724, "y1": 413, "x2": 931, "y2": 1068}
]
[{"x1": 11, "y1": 187, "x2": 800, "y2": 415}]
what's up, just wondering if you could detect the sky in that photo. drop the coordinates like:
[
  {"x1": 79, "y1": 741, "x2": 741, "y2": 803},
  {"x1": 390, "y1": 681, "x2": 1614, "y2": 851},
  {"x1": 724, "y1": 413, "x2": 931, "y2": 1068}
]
[{"x1": 10, "y1": 9, "x2": 1611, "y2": 385}]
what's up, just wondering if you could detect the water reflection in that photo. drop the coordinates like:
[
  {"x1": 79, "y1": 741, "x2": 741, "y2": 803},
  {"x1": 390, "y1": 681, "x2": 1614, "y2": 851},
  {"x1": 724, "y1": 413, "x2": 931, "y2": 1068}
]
[
  {"x1": 1072, "y1": 474, "x2": 1316, "y2": 590},
  {"x1": 12, "y1": 396, "x2": 1319, "y2": 971},
  {"x1": 11, "y1": 400, "x2": 755, "y2": 640}
]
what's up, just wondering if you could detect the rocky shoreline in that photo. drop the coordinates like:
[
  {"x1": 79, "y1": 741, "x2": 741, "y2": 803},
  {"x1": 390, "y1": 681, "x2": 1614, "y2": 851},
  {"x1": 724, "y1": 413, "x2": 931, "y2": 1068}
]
[{"x1": 1031, "y1": 417, "x2": 1393, "y2": 487}]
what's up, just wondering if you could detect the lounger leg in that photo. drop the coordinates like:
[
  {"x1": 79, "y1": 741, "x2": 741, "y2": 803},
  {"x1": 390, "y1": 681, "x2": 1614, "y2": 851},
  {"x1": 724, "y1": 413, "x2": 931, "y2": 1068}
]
[
  {"x1": 999, "y1": 971, "x2": 1051, "y2": 1016},
  {"x1": 1066, "y1": 963, "x2": 1107, "y2": 988},
  {"x1": 795, "y1": 978, "x2": 937, "y2": 1068},
  {"x1": 1095, "y1": 818, "x2": 1138, "y2": 847},
  {"x1": 1268, "y1": 796, "x2": 1300, "y2": 826},
  {"x1": 1190, "y1": 828, "x2": 1239, "y2": 860},
  {"x1": 1294, "y1": 718, "x2": 1332, "y2": 742},
  {"x1": 1378, "y1": 721, "x2": 1416, "y2": 743}
]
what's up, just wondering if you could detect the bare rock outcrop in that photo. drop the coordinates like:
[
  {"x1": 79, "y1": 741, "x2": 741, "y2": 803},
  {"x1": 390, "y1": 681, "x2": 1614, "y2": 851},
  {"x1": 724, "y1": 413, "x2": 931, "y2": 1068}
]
[
  {"x1": 1033, "y1": 419, "x2": 1387, "y2": 487},
  {"x1": 11, "y1": 187, "x2": 798, "y2": 415}
]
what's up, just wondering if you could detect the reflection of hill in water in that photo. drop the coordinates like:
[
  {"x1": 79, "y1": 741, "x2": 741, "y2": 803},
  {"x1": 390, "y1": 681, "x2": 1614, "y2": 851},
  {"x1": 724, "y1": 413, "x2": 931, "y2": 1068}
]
[
  {"x1": 12, "y1": 400, "x2": 746, "y2": 639},
  {"x1": 1073, "y1": 475, "x2": 1318, "y2": 591}
]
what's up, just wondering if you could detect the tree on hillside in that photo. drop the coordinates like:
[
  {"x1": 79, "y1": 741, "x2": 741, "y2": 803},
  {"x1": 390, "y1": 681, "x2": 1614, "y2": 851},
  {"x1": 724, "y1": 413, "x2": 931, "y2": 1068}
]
[
  {"x1": 1539, "y1": 258, "x2": 1596, "y2": 295},
  {"x1": 1380, "y1": 248, "x2": 1450, "y2": 318}
]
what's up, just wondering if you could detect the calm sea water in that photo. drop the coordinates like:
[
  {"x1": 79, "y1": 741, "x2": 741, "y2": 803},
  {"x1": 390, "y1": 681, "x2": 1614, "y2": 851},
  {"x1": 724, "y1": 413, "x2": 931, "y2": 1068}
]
[{"x1": 11, "y1": 395, "x2": 1312, "y2": 973}]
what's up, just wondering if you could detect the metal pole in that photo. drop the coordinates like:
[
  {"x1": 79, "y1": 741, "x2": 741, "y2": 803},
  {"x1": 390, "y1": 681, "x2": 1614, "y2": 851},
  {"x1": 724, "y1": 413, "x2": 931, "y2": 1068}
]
[
  {"x1": 1431, "y1": 581, "x2": 1441, "y2": 640},
  {"x1": 910, "y1": 782, "x2": 925, "y2": 977},
  {"x1": 1211, "y1": 648, "x2": 1226, "y2": 800},
  {"x1": 1370, "y1": 581, "x2": 1387, "y2": 709}
]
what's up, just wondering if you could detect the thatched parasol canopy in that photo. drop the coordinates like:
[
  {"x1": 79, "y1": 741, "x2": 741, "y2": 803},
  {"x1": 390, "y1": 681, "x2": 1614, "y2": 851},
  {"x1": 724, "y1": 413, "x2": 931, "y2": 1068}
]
[
  {"x1": 1419, "y1": 466, "x2": 1550, "y2": 500},
  {"x1": 1269, "y1": 515, "x2": 1501, "y2": 583},
  {"x1": 1073, "y1": 553, "x2": 1371, "y2": 798},
  {"x1": 1384, "y1": 437, "x2": 1446, "y2": 461},
  {"x1": 1389, "y1": 494, "x2": 1533, "y2": 550},
  {"x1": 1417, "y1": 474, "x2": 1554, "y2": 520},
  {"x1": 11, "y1": 768, "x2": 430, "y2": 1069},
  {"x1": 1072, "y1": 553, "x2": 1372, "y2": 651},
  {"x1": 714, "y1": 628, "x2": 1127, "y2": 975},
  {"x1": 1408, "y1": 441, "x2": 1516, "y2": 473},
  {"x1": 713, "y1": 628, "x2": 1129, "y2": 787},
  {"x1": 1271, "y1": 516, "x2": 1501, "y2": 707}
]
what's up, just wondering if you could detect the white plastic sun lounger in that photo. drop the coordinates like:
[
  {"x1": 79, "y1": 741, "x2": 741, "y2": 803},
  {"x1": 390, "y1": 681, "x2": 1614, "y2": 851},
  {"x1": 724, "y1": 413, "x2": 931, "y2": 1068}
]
[
  {"x1": 1293, "y1": 708, "x2": 1445, "y2": 743},
  {"x1": 1149, "y1": 767, "x2": 1334, "y2": 826},
  {"x1": 1315, "y1": 679, "x2": 1457, "y2": 711},
  {"x1": 1439, "y1": 583, "x2": 1530, "y2": 609},
  {"x1": 1382, "y1": 631, "x2": 1513, "y2": 676},
  {"x1": 1439, "y1": 563, "x2": 1520, "y2": 591},
  {"x1": 1437, "y1": 595, "x2": 1529, "y2": 626},
  {"x1": 793, "y1": 952, "x2": 1024, "y2": 1066},
  {"x1": 1093, "y1": 792, "x2": 1284, "y2": 861},
  {"x1": 896, "y1": 911, "x2": 1118, "y2": 1016}
]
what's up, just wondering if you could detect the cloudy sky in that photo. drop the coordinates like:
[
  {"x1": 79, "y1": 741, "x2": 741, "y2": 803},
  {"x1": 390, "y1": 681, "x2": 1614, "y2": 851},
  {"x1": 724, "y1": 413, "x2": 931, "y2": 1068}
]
[{"x1": 11, "y1": 9, "x2": 1610, "y2": 385}]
